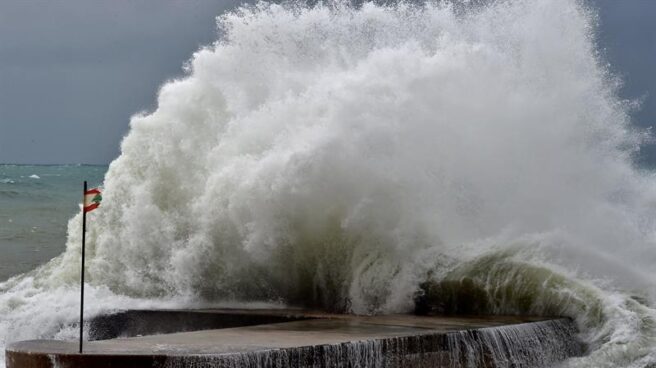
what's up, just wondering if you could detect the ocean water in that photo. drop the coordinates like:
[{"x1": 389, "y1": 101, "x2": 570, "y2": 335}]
[
  {"x1": 2, "y1": 0, "x2": 656, "y2": 367},
  {"x1": 0, "y1": 165, "x2": 106, "y2": 281}
]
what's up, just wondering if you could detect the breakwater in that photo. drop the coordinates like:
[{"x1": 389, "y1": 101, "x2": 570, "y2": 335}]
[{"x1": 6, "y1": 309, "x2": 583, "y2": 368}]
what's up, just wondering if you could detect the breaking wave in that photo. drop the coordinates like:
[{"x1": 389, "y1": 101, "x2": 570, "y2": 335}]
[{"x1": 2, "y1": 0, "x2": 656, "y2": 366}]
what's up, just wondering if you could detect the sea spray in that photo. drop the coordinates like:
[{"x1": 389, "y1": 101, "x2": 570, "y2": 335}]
[{"x1": 2, "y1": 0, "x2": 656, "y2": 366}]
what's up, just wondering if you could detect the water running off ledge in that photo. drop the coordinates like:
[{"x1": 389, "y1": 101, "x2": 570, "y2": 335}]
[{"x1": 6, "y1": 308, "x2": 584, "y2": 368}]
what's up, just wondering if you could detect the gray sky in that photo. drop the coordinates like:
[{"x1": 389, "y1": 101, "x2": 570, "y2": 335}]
[
  {"x1": 0, "y1": 0, "x2": 242, "y2": 164},
  {"x1": 595, "y1": 0, "x2": 656, "y2": 167},
  {"x1": 0, "y1": 0, "x2": 654, "y2": 165}
]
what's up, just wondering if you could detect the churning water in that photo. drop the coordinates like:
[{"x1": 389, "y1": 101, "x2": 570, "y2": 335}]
[
  {"x1": 2, "y1": 0, "x2": 656, "y2": 366},
  {"x1": 0, "y1": 165, "x2": 105, "y2": 281}
]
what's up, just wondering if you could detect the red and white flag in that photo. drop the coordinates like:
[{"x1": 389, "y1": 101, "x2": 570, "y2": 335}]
[{"x1": 83, "y1": 188, "x2": 102, "y2": 213}]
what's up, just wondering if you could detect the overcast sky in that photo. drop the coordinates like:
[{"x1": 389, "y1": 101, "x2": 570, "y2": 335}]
[{"x1": 0, "y1": 0, "x2": 654, "y2": 165}]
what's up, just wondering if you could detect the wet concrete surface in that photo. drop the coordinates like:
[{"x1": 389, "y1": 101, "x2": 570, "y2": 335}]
[{"x1": 6, "y1": 309, "x2": 582, "y2": 367}]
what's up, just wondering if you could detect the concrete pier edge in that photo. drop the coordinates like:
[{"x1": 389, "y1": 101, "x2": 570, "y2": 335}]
[{"x1": 5, "y1": 309, "x2": 584, "y2": 368}]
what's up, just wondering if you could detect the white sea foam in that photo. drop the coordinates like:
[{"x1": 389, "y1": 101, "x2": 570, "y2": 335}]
[{"x1": 2, "y1": 1, "x2": 656, "y2": 366}]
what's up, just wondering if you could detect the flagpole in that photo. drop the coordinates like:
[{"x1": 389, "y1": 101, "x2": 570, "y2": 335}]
[{"x1": 80, "y1": 180, "x2": 87, "y2": 354}]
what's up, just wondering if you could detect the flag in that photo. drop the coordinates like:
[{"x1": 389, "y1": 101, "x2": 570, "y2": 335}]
[{"x1": 84, "y1": 188, "x2": 102, "y2": 213}]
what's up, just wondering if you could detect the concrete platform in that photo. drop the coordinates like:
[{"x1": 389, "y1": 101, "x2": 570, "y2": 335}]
[{"x1": 6, "y1": 309, "x2": 584, "y2": 368}]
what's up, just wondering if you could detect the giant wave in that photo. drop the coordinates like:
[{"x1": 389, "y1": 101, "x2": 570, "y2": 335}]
[{"x1": 2, "y1": 0, "x2": 656, "y2": 366}]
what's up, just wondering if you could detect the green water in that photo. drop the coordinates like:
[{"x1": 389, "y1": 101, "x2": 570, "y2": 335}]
[{"x1": 0, "y1": 164, "x2": 106, "y2": 281}]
